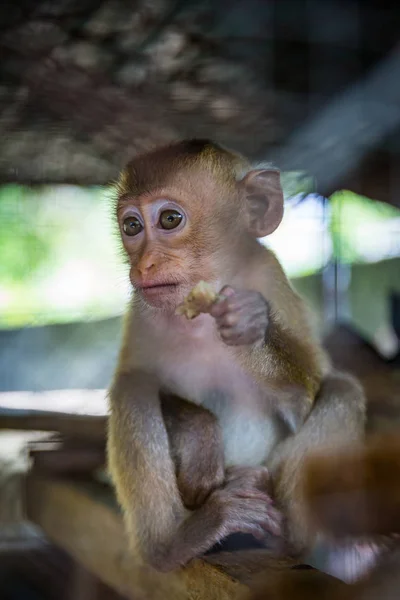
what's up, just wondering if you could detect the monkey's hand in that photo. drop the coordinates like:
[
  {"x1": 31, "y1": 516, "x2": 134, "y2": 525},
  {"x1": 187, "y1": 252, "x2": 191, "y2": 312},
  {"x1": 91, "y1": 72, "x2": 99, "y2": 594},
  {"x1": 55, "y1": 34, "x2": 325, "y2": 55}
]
[
  {"x1": 208, "y1": 465, "x2": 283, "y2": 539},
  {"x1": 209, "y1": 286, "x2": 269, "y2": 346}
]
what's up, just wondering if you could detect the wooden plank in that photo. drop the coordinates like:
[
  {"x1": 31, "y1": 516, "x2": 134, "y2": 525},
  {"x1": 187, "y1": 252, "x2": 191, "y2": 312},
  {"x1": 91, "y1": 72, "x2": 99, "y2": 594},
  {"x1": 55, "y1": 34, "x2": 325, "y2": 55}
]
[
  {"x1": 29, "y1": 446, "x2": 105, "y2": 474},
  {"x1": 25, "y1": 473, "x2": 244, "y2": 600},
  {"x1": 24, "y1": 472, "x2": 341, "y2": 598},
  {"x1": 0, "y1": 408, "x2": 106, "y2": 441}
]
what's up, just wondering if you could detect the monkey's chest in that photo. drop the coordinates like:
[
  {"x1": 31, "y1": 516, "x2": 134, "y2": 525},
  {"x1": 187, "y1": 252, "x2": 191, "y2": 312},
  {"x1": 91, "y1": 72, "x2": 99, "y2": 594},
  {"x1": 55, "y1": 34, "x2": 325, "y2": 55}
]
[
  {"x1": 163, "y1": 357, "x2": 280, "y2": 468},
  {"x1": 201, "y1": 386, "x2": 278, "y2": 468}
]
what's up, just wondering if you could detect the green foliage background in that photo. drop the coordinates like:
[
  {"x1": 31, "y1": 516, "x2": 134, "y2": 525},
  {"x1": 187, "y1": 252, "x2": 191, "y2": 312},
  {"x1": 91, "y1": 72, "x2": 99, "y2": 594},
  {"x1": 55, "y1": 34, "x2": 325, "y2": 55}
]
[
  {"x1": 0, "y1": 182, "x2": 399, "y2": 328},
  {"x1": 0, "y1": 184, "x2": 127, "y2": 327}
]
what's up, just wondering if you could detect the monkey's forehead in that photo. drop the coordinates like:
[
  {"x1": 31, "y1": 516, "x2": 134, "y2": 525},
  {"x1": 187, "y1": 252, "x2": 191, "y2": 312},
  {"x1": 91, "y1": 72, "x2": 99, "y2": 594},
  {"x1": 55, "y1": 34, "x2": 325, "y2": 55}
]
[
  {"x1": 117, "y1": 141, "x2": 250, "y2": 197},
  {"x1": 126, "y1": 139, "x2": 247, "y2": 166}
]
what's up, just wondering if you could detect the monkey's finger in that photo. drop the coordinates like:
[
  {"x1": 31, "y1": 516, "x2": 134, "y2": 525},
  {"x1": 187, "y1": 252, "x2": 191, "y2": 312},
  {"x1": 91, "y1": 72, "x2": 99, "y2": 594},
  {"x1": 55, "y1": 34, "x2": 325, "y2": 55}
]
[
  {"x1": 248, "y1": 507, "x2": 283, "y2": 538},
  {"x1": 235, "y1": 490, "x2": 275, "y2": 505},
  {"x1": 218, "y1": 327, "x2": 238, "y2": 343},
  {"x1": 263, "y1": 510, "x2": 283, "y2": 537},
  {"x1": 236, "y1": 518, "x2": 277, "y2": 540},
  {"x1": 229, "y1": 482, "x2": 274, "y2": 503},
  {"x1": 216, "y1": 312, "x2": 240, "y2": 328},
  {"x1": 208, "y1": 297, "x2": 231, "y2": 318},
  {"x1": 208, "y1": 286, "x2": 237, "y2": 317},
  {"x1": 219, "y1": 328, "x2": 255, "y2": 346},
  {"x1": 247, "y1": 527, "x2": 268, "y2": 542},
  {"x1": 218, "y1": 285, "x2": 236, "y2": 298},
  {"x1": 256, "y1": 503, "x2": 283, "y2": 536}
]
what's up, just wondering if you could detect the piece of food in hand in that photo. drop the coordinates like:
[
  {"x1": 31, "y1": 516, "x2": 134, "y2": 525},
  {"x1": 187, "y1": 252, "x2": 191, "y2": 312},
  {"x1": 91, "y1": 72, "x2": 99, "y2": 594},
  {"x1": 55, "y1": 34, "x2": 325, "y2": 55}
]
[{"x1": 176, "y1": 281, "x2": 219, "y2": 319}]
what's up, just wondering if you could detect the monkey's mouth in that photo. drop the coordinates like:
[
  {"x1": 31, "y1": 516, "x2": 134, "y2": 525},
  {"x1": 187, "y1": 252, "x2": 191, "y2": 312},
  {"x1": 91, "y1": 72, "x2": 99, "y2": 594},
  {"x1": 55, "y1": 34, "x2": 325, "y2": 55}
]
[
  {"x1": 137, "y1": 282, "x2": 183, "y2": 308},
  {"x1": 137, "y1": 282, "x2": 181, "y2": 299},
  {"x1": 139, "y1": 282, "x2": 179, "y2": 290}
]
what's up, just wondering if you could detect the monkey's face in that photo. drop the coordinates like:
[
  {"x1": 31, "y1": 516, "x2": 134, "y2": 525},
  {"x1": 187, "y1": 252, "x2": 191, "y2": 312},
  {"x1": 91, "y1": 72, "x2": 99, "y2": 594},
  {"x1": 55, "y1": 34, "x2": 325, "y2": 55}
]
[
  {"x1": 117, "y1": 184, "x2": 231, "y2": 310},
  {"x1": 116, "y1": 141, "x2": 285, "y2": 311}
]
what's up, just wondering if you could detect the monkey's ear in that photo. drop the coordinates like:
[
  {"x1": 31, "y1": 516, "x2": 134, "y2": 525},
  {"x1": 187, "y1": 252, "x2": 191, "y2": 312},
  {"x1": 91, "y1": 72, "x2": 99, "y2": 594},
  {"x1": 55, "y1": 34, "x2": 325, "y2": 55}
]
[{"x1": 240, "y1": 169, "x2": 284, "y2": 237}]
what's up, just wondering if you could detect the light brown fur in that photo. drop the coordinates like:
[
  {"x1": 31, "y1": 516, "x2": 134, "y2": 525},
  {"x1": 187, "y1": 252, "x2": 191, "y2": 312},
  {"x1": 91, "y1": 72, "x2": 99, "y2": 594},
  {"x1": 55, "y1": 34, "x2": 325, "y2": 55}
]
[
  {"x1": 243, "y1": 435, "x2": 400, "y2": 599},
  {"x1": 107, "y1": 139, "x2": 366, "y2": 577},
  {"x1": 244, "y1": 553, "x2": 400, "y2": 600},
  {"x1": 303, "y1": 433, "x2": 400, "y2": 538}
]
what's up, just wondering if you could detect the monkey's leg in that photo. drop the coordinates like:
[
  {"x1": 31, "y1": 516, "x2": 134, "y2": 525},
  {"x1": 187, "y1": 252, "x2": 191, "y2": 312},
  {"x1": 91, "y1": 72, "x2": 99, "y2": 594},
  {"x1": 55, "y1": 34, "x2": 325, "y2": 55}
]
[
  {"x1": 108, "y1": 371, "x2": 279, "y2": 572},
  {"x1": 161, "y1": 396, "x2": 283, "y2": 555},
  {"x1": 161, "y1": 394, "x2": 224, "y2": 510},
  {"x1": 268, "y1": 370, "x2": 368, "y2": 579}
]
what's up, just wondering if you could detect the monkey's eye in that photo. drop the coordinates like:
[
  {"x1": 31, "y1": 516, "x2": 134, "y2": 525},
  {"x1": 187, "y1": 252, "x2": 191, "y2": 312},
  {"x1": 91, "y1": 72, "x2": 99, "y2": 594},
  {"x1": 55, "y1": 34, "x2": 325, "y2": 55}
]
[
  {"x1": 123, "y1": 216, "x2": 143, "y2": 236},
  {"x1": 159, "y1": 209, "x2": 183, "y2": 230}
]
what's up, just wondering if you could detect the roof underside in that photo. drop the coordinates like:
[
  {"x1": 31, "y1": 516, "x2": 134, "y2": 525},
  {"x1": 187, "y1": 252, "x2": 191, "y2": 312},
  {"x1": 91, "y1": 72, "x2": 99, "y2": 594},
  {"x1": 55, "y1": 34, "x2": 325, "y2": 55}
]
[{"x1": 0, "y1": 0, "x2": 399, "y2": 204}]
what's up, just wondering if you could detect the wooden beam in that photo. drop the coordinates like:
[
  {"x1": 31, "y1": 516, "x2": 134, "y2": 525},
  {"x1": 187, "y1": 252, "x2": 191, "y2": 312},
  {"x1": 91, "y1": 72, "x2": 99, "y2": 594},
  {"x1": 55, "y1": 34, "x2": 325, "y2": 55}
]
[
  {"x1": 0, "y1": 407, "x2": 106, "y2": 441},
  {"x1": 25, "y1": 471, "x2": 346, "y2": 599},
  {"x1": 29, "y1": 446, "x2": 105, "y2": 474},
  {"x1": 25, "y1": 473, "x2": 244, "y2": 600},
  {"x1": 273, "y1": 46, "x2": 400, "y2": 198},
  {"x1": 334, "y1": 149, "x2": 400, "y2": 207}
]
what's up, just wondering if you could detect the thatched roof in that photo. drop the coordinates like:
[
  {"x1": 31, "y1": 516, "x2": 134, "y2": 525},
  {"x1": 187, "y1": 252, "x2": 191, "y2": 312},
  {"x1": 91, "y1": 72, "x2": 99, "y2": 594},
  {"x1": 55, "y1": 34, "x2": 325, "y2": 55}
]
[{"x1": 0, "y1": 0, "x2": 399, "y2": 203}]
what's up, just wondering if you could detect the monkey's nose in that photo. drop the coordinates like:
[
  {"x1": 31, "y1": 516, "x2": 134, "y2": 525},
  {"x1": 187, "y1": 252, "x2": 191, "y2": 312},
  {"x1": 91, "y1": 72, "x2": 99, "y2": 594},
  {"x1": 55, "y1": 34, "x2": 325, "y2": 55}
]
[{"x1": 137, "y1": 257, "x2": 156, "y2": 276}]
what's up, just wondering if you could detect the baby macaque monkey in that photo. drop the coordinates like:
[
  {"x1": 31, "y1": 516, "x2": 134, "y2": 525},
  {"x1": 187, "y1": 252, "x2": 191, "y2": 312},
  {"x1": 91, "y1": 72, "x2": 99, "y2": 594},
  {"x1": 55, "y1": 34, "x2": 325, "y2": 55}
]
[{"x1": 108, "y1": 139, "x2": 366, "y2": 574}]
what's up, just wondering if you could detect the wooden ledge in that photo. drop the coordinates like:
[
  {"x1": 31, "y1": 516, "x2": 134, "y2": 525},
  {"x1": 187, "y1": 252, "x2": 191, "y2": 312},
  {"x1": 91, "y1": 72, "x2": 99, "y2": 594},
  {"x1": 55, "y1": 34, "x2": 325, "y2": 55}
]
[
  {"x1": 0, "y1": 407, "x2": 107, "y2": 440},
  {"x1": 25, "y1": 472, "x2": 245, "y2": 600}
]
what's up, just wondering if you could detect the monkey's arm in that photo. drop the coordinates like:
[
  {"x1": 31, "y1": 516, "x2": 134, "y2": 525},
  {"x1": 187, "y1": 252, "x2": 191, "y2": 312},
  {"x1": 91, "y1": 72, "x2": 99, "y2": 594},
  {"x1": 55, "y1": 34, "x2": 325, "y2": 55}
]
[
  {"x1": 211, "y1": 285, "x2": 368, "y2": 565},
  {"x1": 108, "y1": 371, "x2": 184, "y2": 568},
  {"x1": 260, "y1": 313, "x2": 325, "y2": 426},
  {"x1": 108, "y1": 370, "x2": 279, "y2": 571},
  {"x1": 241, "y1": 313, "x2": 326, "y2": 435},
  {"x1": 208, "y1": 286, "x2": 325, "y2": 432}
]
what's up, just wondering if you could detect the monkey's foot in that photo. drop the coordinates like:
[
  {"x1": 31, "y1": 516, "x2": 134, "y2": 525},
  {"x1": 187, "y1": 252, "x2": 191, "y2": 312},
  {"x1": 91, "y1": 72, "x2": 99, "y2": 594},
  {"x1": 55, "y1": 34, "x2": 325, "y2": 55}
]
[{"x1": 209, "y1": 466, "x2": 283, "y2": 540}]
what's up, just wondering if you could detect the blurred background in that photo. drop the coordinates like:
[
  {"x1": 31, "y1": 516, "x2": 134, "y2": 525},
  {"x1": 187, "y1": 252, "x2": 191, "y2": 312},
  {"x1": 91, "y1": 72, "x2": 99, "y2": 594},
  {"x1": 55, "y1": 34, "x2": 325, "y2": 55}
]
[{"x1": 0, "y1": 0, "x2": 399, "y2": 598}]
